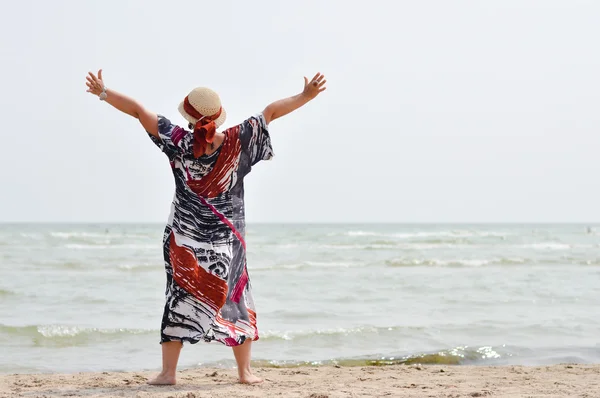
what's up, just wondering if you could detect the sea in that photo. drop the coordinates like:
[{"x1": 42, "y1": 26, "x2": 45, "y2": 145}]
[{"x1": 0, "y1": 223, "x2": 599, "y2": 374}]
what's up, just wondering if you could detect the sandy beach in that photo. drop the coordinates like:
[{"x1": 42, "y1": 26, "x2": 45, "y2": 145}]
[{"x1": 1, "y1": 364, "x2": 598, "y2": 398}]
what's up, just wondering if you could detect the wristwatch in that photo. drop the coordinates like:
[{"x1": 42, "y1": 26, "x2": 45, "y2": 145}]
[{"x1": 99, "y1": 86, "x2": 108, "y2": 101}]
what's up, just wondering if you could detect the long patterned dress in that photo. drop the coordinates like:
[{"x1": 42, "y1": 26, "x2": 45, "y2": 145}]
[{"x1": 147, "y1": 113, "x2": 273, "y2": 346}]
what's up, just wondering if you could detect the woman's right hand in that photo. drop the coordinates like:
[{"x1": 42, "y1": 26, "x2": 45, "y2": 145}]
[{"x1": 86, "y1": 69, "x2": 105, "y2": 96}]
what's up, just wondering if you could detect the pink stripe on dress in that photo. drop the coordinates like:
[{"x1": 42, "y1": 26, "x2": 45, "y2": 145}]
[
  {"x1": 171, "y1": 126, "x2": 186, "y2": 146},
  {"x1": 230, "y1": 268, "x2": 249, "y2": 303}
]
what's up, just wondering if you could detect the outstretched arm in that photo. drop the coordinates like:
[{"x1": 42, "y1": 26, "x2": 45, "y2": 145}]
[
  {"x1": 263, "y1": 73, "x2": 327, "y2": 125},
  {"x1": 86, "y1": 70, "x2": 159, "y2": 137}
]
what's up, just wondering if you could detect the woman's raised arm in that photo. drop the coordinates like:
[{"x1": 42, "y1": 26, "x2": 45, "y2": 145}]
[
  {"x1": 262, "y1": 72, "x2": 327, "y2": 125},
  {"x1": 86, "y1": 69, "x2": 159, "y2": 137}
]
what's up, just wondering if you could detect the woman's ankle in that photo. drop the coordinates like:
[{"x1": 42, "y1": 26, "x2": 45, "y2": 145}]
[{"x1": 160, "y1": 368, "x2": 177, "y2": 377}]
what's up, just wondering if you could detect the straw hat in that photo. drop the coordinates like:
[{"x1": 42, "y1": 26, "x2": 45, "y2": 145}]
[{"x1": 178, "y1": 87, "x2": 227, "y2": 128}]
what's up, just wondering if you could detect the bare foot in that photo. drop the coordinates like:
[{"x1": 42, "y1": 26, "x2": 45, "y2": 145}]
[
  {"x1": 239, "y1": 371, "x2": 263, "y2": 385},
  {"x1": 147, "y1": 372, "x2": 176, "y2": 385}
]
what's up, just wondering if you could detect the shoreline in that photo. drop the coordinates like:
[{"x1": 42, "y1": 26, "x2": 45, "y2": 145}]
[{"x1": 1, "y1": 364, "x2": 598, "y2": 398}]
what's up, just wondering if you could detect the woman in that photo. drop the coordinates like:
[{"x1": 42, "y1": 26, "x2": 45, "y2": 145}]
[{"x1": 85, "y1": 70, "x2": 326, "y2": 385}]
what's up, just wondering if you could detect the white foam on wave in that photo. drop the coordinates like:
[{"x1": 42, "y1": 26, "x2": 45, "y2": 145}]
[
  {"x1": 37, "y1": 325, "x2": 84, "y2": 337},
  {"x1": 316, "y1": 243, "x2": 474, "y2": 251},
  {"x1": 305, "y1": 261, "x2": 355, "y2": 267},
  {"x1": 345, "y1": 231, "x2": 380, "y2": 237},
  {"x1": 65, "y1": 244, "x2": 111, "y2": 250},
  {"x1": 65, "y1": 243, "x2": 158, "y2": 250},
  {"x1": 52, "y1": 232, "x2": 91, "y2": 239},
  {"x1": 36, "y1": 325, "x2": 153, "y2": 338},
  {"x1": 317, "y1": 244, "x2": 398, "y2": 250},
  {"x1": 19, "y1": 233, "x2": 43, "y2": 239},
  {"x1": 250, "y1": 261, "x2": 358, "y2": 271},
  {"x1": 117, "y1": 263, "x2": 159, "y2": 271},
  {"x1": 477, "y1": 346, "x2": 502, "y2": 359},
  {"x1": 340, "y1": 230, "x2": 511, "y2": 239},
  {"x1": 272, "y1": 243, "x2": 300, "y2": 249},
  {"x1": 390, "y1": 258, "x2": 489, "y2": 267},
  {"x1": 51, "y1": 232, "x2": 153, "y2": 239},
  {"x1": 520, "y1": 243, "x2": 571, "y2": 250},
  {"x1": 261, "y1": 326, "x2": 383, "y2": 341},
  {"x1": 386, "y1": 257, "x2": 527, "y2": 267},
  {"x1": 446, "y1": 345, "x2": 503, "y2": 359}
]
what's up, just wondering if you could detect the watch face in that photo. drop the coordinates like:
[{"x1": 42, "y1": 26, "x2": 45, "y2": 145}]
[{"x1": 99, "y1": 92, "x2": 107, "y2": 100}]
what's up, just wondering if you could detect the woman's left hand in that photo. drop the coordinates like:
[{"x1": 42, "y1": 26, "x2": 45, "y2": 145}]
[
  {"x1": 302, "y1": 72, "x2": 327, "y2": 100},
  {"x1": 86, "y1": 69, "x2": 105, "y2": 96}
]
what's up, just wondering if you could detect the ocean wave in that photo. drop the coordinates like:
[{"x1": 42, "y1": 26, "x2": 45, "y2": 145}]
[
  {"x1": 315, "y1": 241, "x2": 586, "y2": 252},
  {"x1": 36, "y1": 325, "x2": 152, "y2": 338},
  {"x1": 260, "y1": 326, "x2": 411, "y2": 341},
  {"x1": 249, "y1": 243, "x2": 301, "y2": 251},
  {"x1": 386, "y1": 257, "x2": 527, "y2": 268},
  {"x1": 50, "y1": 232, "x2": 153, "y2": 240},
  {"x1": 357, "y1": 345, "x2": 506, "y2": 366},
  {"x1": 317, "y1": 244, "x2": 393, "y2": 250},
  {"x1": 316, "y1": 243, "x2": 473, "y2": 250},
  {"x1": 53, "y1": 261, "x2": 86, "y2": 269},
  {"x1": 251, "y1": 261, "x2": 358, "y2": 271},
  {"x1": 52, "y1": 232, "x2": 101, "y2": 239},
  {"x1": 65, "y1": 243, "x2": 158, "y2": 250},
  {"x1": 117, "y1": 263, "x2": 161, "y2": 271},
  {"x1": 386, "y1": 256, "x2": 600, "y2": 267},
  {"x1": 520, "y1": 243, "x2": 571, "y2": 250},
  {"x1": 200, "y1": 345, "x2": 521, "y2": 368},
  {"x1": 260, "y1": 327, "x2": 372, "y2": 341},
  {"x1": 0, "y1": 324, "x2": 155, "y2": 341},
  {"x1": 344, "y1": 231, "x2": 380, "y2": 237},
  {"x1": 579, "y1": 259, "x2": 600, "y2": 266},
  {"x1": 65, "y1": 244, "x2": 112, "y2": 250},
  {"x1": 43, "y1": 232, "x2": 160, "y2": 249},
  {"x1": 251, "y1": 345, "x2": 510, "y2": 368},
  {"x1": 18, "y1": 233, "x2": 44, "y2": 239},
  {"x1": 341, "y1": 230, "x2": 510, "y2": 240}
]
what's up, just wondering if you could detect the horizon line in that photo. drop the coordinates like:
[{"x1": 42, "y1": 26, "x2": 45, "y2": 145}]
[{"x1": 1, "y1": 221, "x2": 599, "y2": 225}]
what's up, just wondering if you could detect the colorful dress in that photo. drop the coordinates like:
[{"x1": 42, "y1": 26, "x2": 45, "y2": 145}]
[{"x1": 147, "y1": 113, "x2": 273, "y2": 346}]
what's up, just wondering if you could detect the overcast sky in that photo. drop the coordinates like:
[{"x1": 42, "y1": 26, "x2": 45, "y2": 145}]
[{"x1": 1, "y1": 0, "x2": 599, "y2": 223}]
